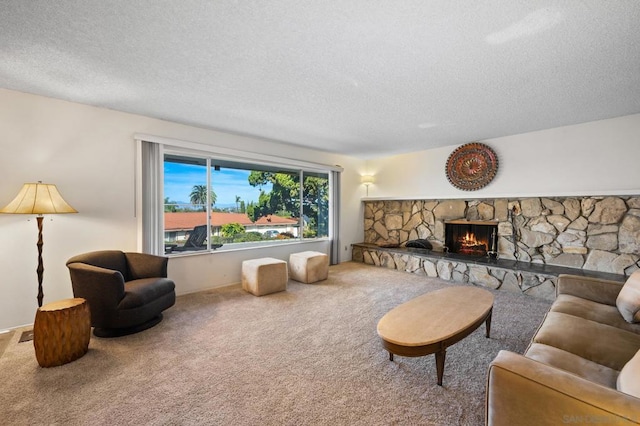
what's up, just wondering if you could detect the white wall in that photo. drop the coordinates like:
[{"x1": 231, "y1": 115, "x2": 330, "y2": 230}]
[
  {"x1": 4, "y1": 88, "x2": 636, "y2": 331},
  {"x1": 364, "y1": 114, "x2": 640, "y2": 199},
  {"x1": 0, "y1": 89, "x2": 365, "y2": 330}
]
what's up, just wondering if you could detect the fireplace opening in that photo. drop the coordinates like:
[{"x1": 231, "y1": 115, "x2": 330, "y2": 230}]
[{"x1": 445, "y1": 220, "x2": 498, "y2": 257}]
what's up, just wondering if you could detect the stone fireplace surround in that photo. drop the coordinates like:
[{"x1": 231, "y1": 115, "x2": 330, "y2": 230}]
[{"x1": 352, "y1": 196, "x2": 639, "y2": 300}]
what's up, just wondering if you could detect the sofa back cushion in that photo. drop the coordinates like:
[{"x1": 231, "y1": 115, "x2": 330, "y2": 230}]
[
  {"x1": 617, "y1": 270, "x2": 640, "y2": 323},
  {"x1": 617, "y1": 349, "x2": 640, "y2": 398}
]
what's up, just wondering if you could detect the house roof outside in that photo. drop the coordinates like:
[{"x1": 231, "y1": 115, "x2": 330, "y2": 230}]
[
  {"x1": 164, "y1": 212, "x2": 297, "y2": 231},
  {"x1": 254, "y1": 214, "x2": 298, "y2": 225}
]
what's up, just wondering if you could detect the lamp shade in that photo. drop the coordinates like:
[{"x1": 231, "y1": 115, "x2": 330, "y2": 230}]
[
  {"x1": 0, "y1": 182, "x2": 77, "y2": 215},
  {"x1": 360, "y1": 175, "x2": 375, "y2": 185}
]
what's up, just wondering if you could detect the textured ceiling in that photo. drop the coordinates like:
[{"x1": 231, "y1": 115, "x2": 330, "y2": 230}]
[{"x1": 1, "y1": 1, "x2": 640, "y2": 159}]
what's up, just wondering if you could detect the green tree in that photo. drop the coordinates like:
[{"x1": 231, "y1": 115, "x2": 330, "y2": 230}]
[
  {"x1": 302, "y1": 175, "x2": 329, "y2": 237},
  {"x1": 221, "y1": 222, "x2": 245, "y2": 238},
  {"x1": 247, "y1": 171, "x2": 299, "y2": 221},
  {"x1": 246, "y1": 201, "x2": 256, "y2": 219},
  {"x1": 189, "y1": 185, "x2": 217, "y2": 211},
  {"x1": 164, "y1": 197, "x2": 178, "y2": 212},
  {"x1": 235, "y1": 195, "x2": 241, "y2": 212},
  {"x1": 247, "y1": 171, "x2": 328, "y2": 237}
]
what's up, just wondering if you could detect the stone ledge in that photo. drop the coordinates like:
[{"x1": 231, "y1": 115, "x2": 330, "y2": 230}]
[{"x1": 352, "y1": 243, "x2": 626, "y2": 301}]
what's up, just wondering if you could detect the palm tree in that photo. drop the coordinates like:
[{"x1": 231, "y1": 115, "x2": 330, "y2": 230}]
[
  {"x1": 235, "y1": 195, "x2": 241, "y2": 212},
  {"x1": 190, "y1": 185, "x2": 217, "y2": 211}
]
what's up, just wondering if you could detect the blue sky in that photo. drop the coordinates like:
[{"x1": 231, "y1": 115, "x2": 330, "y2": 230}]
[{"x1": 164, "y1": 162, "x2": 271, "y2": 207}]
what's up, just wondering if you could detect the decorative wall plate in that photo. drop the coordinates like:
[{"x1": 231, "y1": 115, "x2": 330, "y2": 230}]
[{"x1": 446, "y1": 142, "x2": 498, "y2": 191}]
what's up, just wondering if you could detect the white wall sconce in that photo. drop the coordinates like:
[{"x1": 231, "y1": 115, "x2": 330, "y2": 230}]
[{"x1": 360, "y1": 175, "x2": 375, "y2": 196}]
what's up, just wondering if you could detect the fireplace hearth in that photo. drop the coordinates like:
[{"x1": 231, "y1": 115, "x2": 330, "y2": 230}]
[{"x1": 445, "y1": 220, "x2": 498, "y2": 258}]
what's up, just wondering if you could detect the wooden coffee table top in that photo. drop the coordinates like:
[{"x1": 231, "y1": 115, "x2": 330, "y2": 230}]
[{"x1": 377, "y1": 286, "x2": 494, "y2": 347}]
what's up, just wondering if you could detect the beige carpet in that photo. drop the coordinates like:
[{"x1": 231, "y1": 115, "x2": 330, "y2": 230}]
[{"x1": 0, "y1": 262, "x2": 551, "y2": 425}]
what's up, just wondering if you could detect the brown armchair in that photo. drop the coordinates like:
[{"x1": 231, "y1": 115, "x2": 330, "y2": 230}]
[{"x1": 66, "y1": 250, "x2": 176, "y2": 337}]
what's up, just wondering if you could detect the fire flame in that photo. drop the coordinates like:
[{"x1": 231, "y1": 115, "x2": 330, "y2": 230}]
[{"x1": 460, "y1": 231, "x2": 479, "y2": 246}]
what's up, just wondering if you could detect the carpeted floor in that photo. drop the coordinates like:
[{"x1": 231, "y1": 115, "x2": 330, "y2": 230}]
[{"x1": 0, "y1": 262, "x2": 551, "y2": 425}]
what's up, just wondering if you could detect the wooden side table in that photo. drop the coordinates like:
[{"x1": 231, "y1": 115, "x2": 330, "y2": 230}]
[{"x1": 33, "y1": 298, "x2": 91, "y2": 368}]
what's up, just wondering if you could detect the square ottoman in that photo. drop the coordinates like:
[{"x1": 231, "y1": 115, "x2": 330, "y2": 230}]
[
  {"x1": 242, "y1": 258, "x2": 288, "y2": 296},
  {"x1": 289, "y1": 251, "x2": 329, "y2": 284}
]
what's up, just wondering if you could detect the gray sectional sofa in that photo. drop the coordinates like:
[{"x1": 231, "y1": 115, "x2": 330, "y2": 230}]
[{"x1": 486, "y1": 272, "x2": 640, "y2": 425}]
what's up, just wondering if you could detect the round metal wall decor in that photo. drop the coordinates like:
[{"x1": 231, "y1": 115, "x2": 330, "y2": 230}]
[{"x1": 445, "y1": 142, "x2": 498, "y2": 191}]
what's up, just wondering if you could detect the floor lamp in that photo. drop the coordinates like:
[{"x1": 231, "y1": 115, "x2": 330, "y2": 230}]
[{"x1": 0, "y1": 182, "x2": 77, "y2": 341}]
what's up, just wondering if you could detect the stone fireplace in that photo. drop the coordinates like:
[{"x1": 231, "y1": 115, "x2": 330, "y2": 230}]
[
  {"x1": 361, "y1": 196, "x2": 640, "y2": 275},
  {"x1": 445, "y1": 220, "x2": 498, "y2": 257},
  {"x1": 354, "y1": 196, "x2": 637, "y2": 301}
]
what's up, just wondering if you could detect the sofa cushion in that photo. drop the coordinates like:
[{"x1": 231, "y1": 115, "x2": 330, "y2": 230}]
[
  {"x1": 551, "y1": 294, "x2": 640, "y2": 334},
  {"x1": 617, "y1": 271, "x2": 640, "y2": 323},
  {"x1": 525, "y1": 343, "x2": 619, "y2": 389},
  {"x1": 533, "y1": 312, "x2": 640, "y2": 371},
  {"x1": 617, "y1": 349, "x2": 640, "y2": 398}
]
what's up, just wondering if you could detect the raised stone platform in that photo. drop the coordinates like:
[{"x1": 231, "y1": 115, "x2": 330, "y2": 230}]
[{"x1": 352, "y1": 243, "x2": 626, "y2": 301}]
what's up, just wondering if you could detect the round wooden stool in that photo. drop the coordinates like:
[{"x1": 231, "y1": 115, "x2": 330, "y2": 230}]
[{"x1": 33, "y1": 298, "x2": 91, "y2": 368}]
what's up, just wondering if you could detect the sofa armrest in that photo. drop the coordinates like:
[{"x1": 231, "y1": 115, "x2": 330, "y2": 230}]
[
  {"x1": 486, "y1": 350, "x2": 640, "y2": 426},
  {"x1": 124, "y1": 252, "x2": 169, "y2": 279},
  {"x1": 557, "y1": 274, "x2": 624, "y2": 306}
]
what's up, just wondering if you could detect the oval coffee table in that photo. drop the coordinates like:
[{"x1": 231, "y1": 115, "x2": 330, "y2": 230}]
[{"x1": 377, "y1": 286, "x2": 494, "y2": 386}]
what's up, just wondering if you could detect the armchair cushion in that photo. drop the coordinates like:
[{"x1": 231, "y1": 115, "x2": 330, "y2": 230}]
[
  {"x1": 120, "y1": 278, "x2": 175, "y2": 309},
  {"x1": 617, "y1": 270, "x2": 640, "y2": 323}
]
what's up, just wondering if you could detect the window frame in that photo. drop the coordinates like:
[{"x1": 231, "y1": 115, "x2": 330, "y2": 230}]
[{"x1": 136, "y1": 134, "x2": 342, "y2": 257}]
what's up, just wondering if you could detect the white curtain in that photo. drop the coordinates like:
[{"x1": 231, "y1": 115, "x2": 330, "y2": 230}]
[
  {"x1": 330, "y1": 170, "x2": 341, "y2": 265},
  {"x1": 141, "y1": 141, "x2": 163, "y2": 255}
]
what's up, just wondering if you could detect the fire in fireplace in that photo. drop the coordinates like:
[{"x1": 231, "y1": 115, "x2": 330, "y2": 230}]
[{"x1": 445, "y1": 220, "x2": 498, "y2": 257}]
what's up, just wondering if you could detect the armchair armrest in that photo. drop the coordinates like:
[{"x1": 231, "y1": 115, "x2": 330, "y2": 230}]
[
  {"x1": 557, "y1": 274, "x2": 624, "y2": 306},
  {"x1": 125, "y1": 252, "x2": 169, "y2": 279},
  {"x1": 486, "y1": 350, "x2": 640, "y2": 426},
  {"x1": 67, "y1": 263, "x2": 126, "y2": 322}
]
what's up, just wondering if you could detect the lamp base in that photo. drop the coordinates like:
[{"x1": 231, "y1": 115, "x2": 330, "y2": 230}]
[{"x1": 19, "y1": 330, "x2": 34, "y2": 343}]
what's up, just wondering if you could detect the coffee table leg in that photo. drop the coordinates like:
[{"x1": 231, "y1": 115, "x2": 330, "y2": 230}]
[
  {"x1": 485, "y1": 308, "x2": 493, "y2": 338},
  {"x1": 388, "y1": 351, "x2": 394, "y2": 361},
  {"x1": 435, "y1": 350, "x2": 446, "y2": 386}
]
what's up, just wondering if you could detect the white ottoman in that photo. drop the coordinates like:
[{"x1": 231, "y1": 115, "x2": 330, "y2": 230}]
[
  {"x1": 289, "y1": 251, "x2": 329, "y2": 284},
  {"x1": 242, "y1": 258, "x2": 288, "y2": 296}
]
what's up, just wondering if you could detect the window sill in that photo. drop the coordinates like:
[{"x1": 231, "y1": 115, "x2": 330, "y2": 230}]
[{"x1": 165, "y1": 238, "x2": 330, "y2": 257}]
